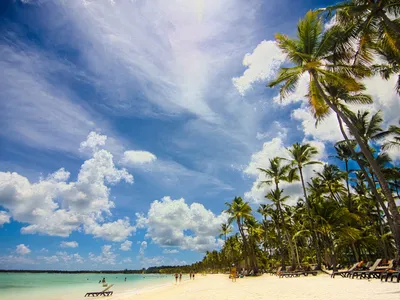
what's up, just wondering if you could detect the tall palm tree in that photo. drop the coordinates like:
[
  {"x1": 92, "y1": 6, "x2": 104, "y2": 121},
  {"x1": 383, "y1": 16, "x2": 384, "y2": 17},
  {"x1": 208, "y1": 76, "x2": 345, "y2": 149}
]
[
  {"x1": 225, "y1": 197, "x2": 254, "y2": 271},
  {"x1": 316, "y1": 164, "x2": 347, "y2": 204},
  {"x1": 323, "y1": 0, "x2": 400, "y2": 51},
  {"x1": 220, "y1": 223, "x2": 232, "y2": 267},
  {"x1": 333, "y1": 142, "x2": 355, "y2": 209},
  {"x1": 285, "y1": 142, "x2": 322, "y2": 268},
  {"x1": 285, "y1": 143, "x2": 321, "y2": 209},
  {"x1": 266, "y1": 188, "x2": 297, "y2": 270},
  {"x1": 268, "y1": 11, "x2": 400, "y2": 260}
]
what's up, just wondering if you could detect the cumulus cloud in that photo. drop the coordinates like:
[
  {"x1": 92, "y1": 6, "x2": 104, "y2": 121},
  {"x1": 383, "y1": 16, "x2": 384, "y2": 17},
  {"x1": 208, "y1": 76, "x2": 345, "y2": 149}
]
[
  {"x1": 89, "y1": 245, "x2": 117, "y2": 265},
  {"x1": 163, "y1": 249, "x2": 179, "y2": 254},
  {"x1": 120, "y1": 151, "x2": 157, "y2": 166},
  {"x1": 79, "y1": 132, "x2": 107, "y2": 153},
  {"x1": 38, "y1": 251, "x2": 84, "y2": 264},
  {"x1": 137, "y1": 196, "x2": 227, "y2": 252},
  {"x1": 84, "y1": 218, "x2": 135, "y2": 242},
  {"x1": 244, "y1": 137, "x2": 326, "y2": 204},
  {"x1": 120, "y1": 240, "x2": 132, "y2": 251},
  {"x1": 16, "y1": 244, "x2": 31, "y2": 255},
  {"x1": 138, "y1": 241, "x2": 147, "y2": 256},
  {"x1": 60, "y1": 241, "x2": 79, "y2": 248},
  {"x1": 232, "y1": 40, "x2": 285, "y2": 95},
  {"x1": 0, "y1": 211, "x2": 10, "y2": 226},
  {"x1": 0, "y1": 132, "x2": 134, "y2": 239}
]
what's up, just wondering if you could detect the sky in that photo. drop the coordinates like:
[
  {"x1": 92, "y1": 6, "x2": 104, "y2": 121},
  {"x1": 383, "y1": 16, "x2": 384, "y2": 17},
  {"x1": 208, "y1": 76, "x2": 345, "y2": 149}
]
[{"x1": 0, "y1": 0, "x2": 399, "y2": 270}]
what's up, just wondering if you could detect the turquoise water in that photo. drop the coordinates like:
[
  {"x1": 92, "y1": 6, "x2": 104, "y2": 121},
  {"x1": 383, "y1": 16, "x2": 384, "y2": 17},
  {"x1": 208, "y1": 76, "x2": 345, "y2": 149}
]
[{"x1": 0, "y1": 273, "x2": 175, "y2": 300}]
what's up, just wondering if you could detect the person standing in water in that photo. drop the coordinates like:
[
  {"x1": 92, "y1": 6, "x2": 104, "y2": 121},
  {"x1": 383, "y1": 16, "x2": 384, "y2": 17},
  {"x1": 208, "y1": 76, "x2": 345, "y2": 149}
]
[
  {"x1": 174, "y1": 273, "x2": 178, "y2": 284},
  {"x1": 179, "y1": 273, "x2": 182, "y2": 282},
  {"x1": 192, "y1": 272, "x2": 195, "y2": 280}
]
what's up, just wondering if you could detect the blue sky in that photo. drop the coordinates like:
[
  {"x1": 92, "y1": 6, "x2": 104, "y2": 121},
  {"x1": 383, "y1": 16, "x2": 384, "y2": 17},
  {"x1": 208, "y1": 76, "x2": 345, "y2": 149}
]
[{"x1": 0, "y1": 0, "x2": 399, "y2": 270}]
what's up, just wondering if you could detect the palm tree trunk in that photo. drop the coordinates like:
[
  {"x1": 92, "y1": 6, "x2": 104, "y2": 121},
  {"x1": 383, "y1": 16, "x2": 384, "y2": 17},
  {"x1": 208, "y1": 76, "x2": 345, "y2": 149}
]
[
  {"x1": 312, "y1": 74, "x2": 400, "y2": 262},
  {"x1": 298, "y1": 166, "x2": 322, "y2": 269},
  {"x1": 336, "y1": 115, "x2": 396, "y2": 232},
  {"x1": 237, "y1": 217, "x2": 250, "y2": 271},
  {"x1": 344, "y1": 160, "x2": 352, "y2": 211},
  {"x1": 375, "y1": 202, "x2": 389, "y2": 260}
]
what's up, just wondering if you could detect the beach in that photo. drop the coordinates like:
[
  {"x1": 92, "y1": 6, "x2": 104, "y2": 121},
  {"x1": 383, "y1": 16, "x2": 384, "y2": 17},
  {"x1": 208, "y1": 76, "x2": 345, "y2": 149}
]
[{"x1": 112, "y1": 273, "x2": 399, "y2": 300}]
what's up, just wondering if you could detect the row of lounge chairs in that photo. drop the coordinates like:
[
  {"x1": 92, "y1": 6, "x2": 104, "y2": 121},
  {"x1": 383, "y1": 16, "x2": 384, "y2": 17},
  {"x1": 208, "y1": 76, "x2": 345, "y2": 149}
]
[
  {"x1": 268, "y1": 266, "x2": 318, "y2": 278},
  {"x1": 331, "y1": 259, "x2": 400, "y2": 282}
]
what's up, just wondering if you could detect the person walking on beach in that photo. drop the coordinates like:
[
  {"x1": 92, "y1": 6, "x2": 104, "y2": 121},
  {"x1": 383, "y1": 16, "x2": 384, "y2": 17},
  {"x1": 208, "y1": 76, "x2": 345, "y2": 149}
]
[
  {"x1": 179, "y1": 273, "x2": 182, "y2": 282},
  {"x1": 175, "y1": 273, "x2": 178, "y2": 284},
  {"x1": 192, "y1": 272, "x2": 195, "y2": 280}
]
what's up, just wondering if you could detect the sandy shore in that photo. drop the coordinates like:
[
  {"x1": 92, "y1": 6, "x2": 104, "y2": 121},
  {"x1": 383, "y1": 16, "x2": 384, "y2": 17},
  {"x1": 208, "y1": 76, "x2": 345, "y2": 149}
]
[{"x1": 112, "y1": 273, "x2": 399, "y2": 300}]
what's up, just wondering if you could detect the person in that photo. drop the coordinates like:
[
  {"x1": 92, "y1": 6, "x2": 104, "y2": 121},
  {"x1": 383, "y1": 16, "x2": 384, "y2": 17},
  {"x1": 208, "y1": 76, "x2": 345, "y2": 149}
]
[
  {"x1": 192, "y1": 272, "x2": 195, "y2": 280},
  {"x1": 102, "y1": 278, "x2": 106, "y2": 284},
  {"x1": 231, "y1": 264, "x2": 237, "y2": 282},
  {"x1": 179, "y1": 273, "x2": 182, "y2": 282},
  {"x1": 124, "y1": 277, "x2": 127, "y2": 282},
  {"x1": 175, "y1": 273, "x2": 178, "y2": 283}
]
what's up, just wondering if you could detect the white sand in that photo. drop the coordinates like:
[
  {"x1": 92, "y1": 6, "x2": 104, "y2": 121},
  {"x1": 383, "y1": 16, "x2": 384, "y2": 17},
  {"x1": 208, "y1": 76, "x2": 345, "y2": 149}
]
[{"x1": 112, "y1": 273, "x2": 399, "y2": 300}]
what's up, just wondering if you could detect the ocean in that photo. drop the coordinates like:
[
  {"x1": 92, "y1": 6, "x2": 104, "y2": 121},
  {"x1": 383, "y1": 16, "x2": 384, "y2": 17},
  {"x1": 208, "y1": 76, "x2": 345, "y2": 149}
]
[{"x1": 0, "y1": 272, "x2": 175, "y2": 300}]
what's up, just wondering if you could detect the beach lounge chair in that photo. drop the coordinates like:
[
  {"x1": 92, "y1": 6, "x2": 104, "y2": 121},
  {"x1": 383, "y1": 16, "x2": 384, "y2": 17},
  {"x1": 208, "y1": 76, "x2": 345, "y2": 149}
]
[
  {"x1": 365, "y1": 260, "x2": 393, "y2": 279},
  {"x1": 381, "y1": 264, "x2": 400, "y2": 283},
  {"x1": 85, "y1": 284, "x2": 114, "y2": 297},
  {"x1": 331, "y1": 263, "x2": 359, "y2": 278},
  {"x1": 275, "y1": 267, "x2": 282, "y2": 276},
  {"x1": 301, "y1": 265, "x2": 318, "y2": 276},
  {"x1": 352, "y1": 259, "x2": 382, "y2": 279}
]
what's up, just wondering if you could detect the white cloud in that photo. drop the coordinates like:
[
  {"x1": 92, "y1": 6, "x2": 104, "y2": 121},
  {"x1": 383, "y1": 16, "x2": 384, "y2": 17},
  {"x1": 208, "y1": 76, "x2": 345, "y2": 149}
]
[
  {"x1": 0, "y1": 211, "x2": 10, "y2": 226},
  {"x1": 37, "y1": 255, "x2": 59, "y2": 264},
  {"x1": 244, "y1": 137, "x2": 326, "y2": 204},
  {"x1": 0, "y1": 39, "x2": 99, "y2": 155},
  {"x1": 138, "y1": 196, "x2": 227, "y2": 252},
  {"x1": 89, "y1": 245, "x2": 117, "y2": 265},
  {"x1": 55, "y1": 0, "x2": 259, "y2": 123},
  {"x1": 38, "y1": 251, "x2": 84, "y2": 264},
  {"x1": 16, "y1": 244, "x2": 31, "y2": 255},
  {"x1": 232, "y1": 40, "x2": 286, "y2": 95},
  {"x1": 163, "y1": 249, "x2": 179, "y2": 254},
  {"x1": 84, "y1": 218, "x2": 135, "y2": 242},
  {"x1": 138, "y1": 241, "x2": 147, "y2": 257},
  {"x1": 121, "y1": 151, "x2": 157, "y2": 166},
  {"x1": 60, "y1": 241, "x2": 79, "y2": 248},
  {"x1": 0, "y1": 255, "x2": 35, "y2": 267},
  {"x1": 79, "y1": 132, "x2": 107, "y2": 153},
  {"x1": 256, "y1": 121, "x2": 288, "y2": 141},
  {"x1": 120, "y1": 240, "x2": 132, "y2": 251},
  {"x1": 0, "y1": 132, "x2": 134, "y2": 239},
  {"x1": 122, "y1": 257, "x2": 132, "y2": 263},
  {"x1": 291, "y1": 108, "x2": 343, "y2": 142}
]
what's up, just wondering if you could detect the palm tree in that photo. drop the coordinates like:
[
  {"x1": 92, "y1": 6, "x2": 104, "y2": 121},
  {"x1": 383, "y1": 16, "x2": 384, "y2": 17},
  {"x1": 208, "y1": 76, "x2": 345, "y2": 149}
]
[
  {"x1": 258, "y1": 203, "x2": 285, "y2": 267},
  {"x1": 316, "y1": 164, "x2": 346, "y2": 204},
  {"x1": 220, "y1": 223, "x2": 233, "y2": 267},
  {"x1": 334, "y1": 142, "x2": 355, "y2": 209},
  {"x1": 258, "y1": 157, "x2": 297, "y2": 269},
  {"x1": 285, "y1": 142, "x2": 322, "y2": 268},
  {"x1": 268, "y1": 11, "x2": 400, "y2": 260},
  {"x1": 225, "y1": 197, "x2": 254, "y2": 271},
  {"x1": 323, "y1": 0, "x2": 400, "y2": 51},
  {"x1": 266, "y1": 188, "x2": 297, "y2": 270},
  {"x1": 376, "y1": 120, "x2": 400, "y2": 150},
  {"x1": 285, "y1": 143, "x2": 322, "y2": 210}
]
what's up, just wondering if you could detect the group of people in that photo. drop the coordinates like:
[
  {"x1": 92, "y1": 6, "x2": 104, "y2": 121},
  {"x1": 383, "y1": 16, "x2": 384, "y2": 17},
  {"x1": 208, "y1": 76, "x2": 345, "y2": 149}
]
[{"x1": 174, "y1": 272, "x2": 196, "y2": 283}]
